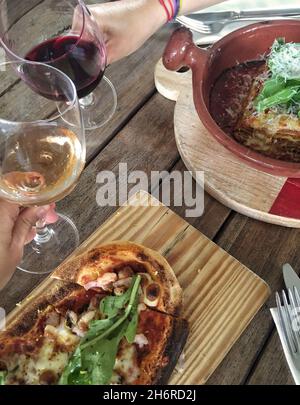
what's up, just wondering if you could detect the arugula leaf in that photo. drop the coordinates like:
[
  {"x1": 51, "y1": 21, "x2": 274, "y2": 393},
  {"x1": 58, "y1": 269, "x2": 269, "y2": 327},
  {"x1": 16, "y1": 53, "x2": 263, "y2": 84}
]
[
  {"x1": 81, "y1": 318, "x2": 115, "y2": 345},
  {"x1": 254, "y1": 38, "x2": 300, "y2": 115},
  {"x1": 81, "y1": 275, "x2": 141, "y2": 350},
  {"x1": 59, "y1": 275, "x2": 141, "y2": 385},
  {"x1": 59, "y1": 347, "x2": 82, "y2": 385},
  {"x1": 255, "y1": 76, "x2": 286, "y2": 103},
  {"x1": 0, "y1": 371, "x2": 6, "y2": 385},
  {"x1": 256, "y1": 86, "x2": 300, "y2": 112},
  {"x1": 82, "y1": 321, "x2": 129, "y2": 385},
  {"x1": 125, "y1": 288, "x2": 139, "y2": 344},
  {"x1": 100, "y1": 282, "x2": 133, "y2": 318}
]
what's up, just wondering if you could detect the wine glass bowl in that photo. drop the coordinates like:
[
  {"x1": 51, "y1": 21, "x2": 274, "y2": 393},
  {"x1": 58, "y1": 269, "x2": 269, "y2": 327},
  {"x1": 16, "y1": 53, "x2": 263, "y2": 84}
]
[
  {"x1": 0, "y1": 60, "x2": 85, "y2": 274},
  {"x1": 0, "y1": 0, "x2": 117, "y2": 129}
]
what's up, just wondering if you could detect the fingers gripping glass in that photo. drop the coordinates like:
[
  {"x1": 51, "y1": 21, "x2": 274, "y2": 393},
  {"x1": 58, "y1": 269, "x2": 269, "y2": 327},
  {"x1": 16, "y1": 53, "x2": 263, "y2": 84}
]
[
  {"x1": 0, "y1": 0, "x2": 117, "y2": 130},
  {"x1": 0, "y1": 60, "x2": 86, "y2": 274}
]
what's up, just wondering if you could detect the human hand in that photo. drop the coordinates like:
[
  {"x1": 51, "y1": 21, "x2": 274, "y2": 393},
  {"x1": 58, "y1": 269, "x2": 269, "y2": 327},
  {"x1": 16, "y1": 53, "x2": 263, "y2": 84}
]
[
  {"x1": 0, "y1": 202, "x2": 58, "y2": 290},
  {"x1": 75, "y1": 0, "x2": 166, "y2": 64}
]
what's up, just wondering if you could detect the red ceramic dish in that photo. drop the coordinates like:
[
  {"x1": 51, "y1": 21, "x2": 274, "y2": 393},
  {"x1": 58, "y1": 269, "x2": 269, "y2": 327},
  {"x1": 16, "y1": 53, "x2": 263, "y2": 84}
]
[{"x1": 163, "y1": 21, "x2": 300, "y2": 178}]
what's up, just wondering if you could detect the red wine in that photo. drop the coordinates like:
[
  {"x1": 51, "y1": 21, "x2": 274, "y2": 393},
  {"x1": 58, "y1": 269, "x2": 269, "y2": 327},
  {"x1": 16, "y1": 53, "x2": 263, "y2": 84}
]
[{"x1": 25, "y1": 35, "x2": 105, "y2": 99}]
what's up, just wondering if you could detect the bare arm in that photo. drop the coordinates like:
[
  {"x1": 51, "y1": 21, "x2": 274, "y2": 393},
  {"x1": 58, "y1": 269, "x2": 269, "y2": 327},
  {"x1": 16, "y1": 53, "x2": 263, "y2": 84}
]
[
  {"x1": 85, "y1": 0, "x2": 227, "y2": 63},
  {"x1": 179, "y1": 0, "x2": 227, "y2": 15}
]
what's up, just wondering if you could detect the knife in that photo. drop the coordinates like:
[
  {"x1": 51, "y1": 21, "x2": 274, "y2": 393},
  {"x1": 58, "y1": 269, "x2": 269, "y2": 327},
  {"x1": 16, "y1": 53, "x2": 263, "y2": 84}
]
[
  {"x1": 184, "y1": 8, "x2": 300, "y2": 22},
  {"x1": 283, "y1": 263, "x2": 300, "y2": 293}
]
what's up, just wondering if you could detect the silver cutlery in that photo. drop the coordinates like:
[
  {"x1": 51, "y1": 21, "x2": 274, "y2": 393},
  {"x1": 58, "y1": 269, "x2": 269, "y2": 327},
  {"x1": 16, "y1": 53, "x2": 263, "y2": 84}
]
[
  {"x1": 178, "y1": 15, "x2": 300, "y2": 35},
  {"x1": 283, "y1": 263, "x2": 300, "y2": 292},
  {"x1": 177, "y1": 9, "x2": 300, "y2": 35},
  {"x1": 276, "y1": 288, "x2": 300, "y2": 370},
  {"x1": 184, "y1": 8, "x2": 300, "y2": 22}
]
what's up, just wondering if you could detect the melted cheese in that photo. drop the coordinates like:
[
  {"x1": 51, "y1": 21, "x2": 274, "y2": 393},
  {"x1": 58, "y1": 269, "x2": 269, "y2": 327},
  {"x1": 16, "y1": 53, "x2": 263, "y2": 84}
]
[
  {"x1": 5, "y1": 342, "x2": 69, "y2": 385},
  {"x1": 3, "y1": 319, "x2": 81, "y2": 384},
  {"x1": 114, "y1": 344, "x2": 140, "y2": 384}
]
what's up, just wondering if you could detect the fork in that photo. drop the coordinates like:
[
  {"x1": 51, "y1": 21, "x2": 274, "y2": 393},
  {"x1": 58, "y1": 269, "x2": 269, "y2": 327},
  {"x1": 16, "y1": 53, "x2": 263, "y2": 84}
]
[
  {"x1": 276, "y1": 288, "x2": 300, "y2": 370},
  {"x1": 184, "y1": 16, "x2": 300, "y2": 35}
]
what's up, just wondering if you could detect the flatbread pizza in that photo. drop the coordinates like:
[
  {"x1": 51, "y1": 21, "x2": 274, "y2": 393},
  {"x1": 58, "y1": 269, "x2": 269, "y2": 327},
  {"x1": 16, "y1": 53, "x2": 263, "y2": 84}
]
[
  {"x1": 52, "y1": 241, "x2": 183, "y2": 316},
  {"x1": 0, "y1": 242, "x2": 188, "y2": 385}
]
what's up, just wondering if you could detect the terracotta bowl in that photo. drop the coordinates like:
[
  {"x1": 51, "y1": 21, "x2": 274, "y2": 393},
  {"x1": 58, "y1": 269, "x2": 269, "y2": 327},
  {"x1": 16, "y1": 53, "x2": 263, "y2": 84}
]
[{"x1": 163, "y1": 21, "x2": 300, "y2": 178}]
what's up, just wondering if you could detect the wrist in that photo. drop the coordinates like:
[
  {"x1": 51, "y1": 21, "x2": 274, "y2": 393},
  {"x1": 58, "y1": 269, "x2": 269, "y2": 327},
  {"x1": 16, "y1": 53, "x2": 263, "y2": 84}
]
[{"x1": 146, "y1": 0, "x2": 167, "y2": 28}]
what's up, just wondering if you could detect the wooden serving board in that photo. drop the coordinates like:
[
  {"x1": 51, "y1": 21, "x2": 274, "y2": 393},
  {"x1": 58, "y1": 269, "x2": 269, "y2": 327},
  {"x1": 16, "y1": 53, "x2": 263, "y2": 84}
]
[
  {"x1": 155, "y1": 59, "x2": 300, "y2": 228},
  {"x1": 7, "y1": 191, "x2": 270, "y2": 385}
]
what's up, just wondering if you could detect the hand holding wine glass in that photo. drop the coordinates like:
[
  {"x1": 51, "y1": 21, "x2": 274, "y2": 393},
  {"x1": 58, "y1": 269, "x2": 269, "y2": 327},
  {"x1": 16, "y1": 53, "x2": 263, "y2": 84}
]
[
  {"x1": 0, "y1": 0, "x2": 117, "y2": 130},
  {"x1": 72, "y1": 0, "x2": 224, "y2": 64},
  {"x1": 74, "y1": 0, "x2": 166, "y2": 64},
  {"x1": 0, "y1": 60, "x2": 85, "y2": 275},
  {"x1": 0, "y1": 202, "x2": 57, "y2": 290}
]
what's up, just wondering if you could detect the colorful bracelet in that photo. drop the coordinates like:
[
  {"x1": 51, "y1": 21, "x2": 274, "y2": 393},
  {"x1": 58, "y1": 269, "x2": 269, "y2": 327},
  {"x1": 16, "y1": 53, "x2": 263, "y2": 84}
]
[
  {"x1": 158, "y1": 0, "x2": 181, "y2": 22},
  {"x1": 167, "y1": 0, "x2": 174, "y2": 18},
  {"x1": 159, "y1": 0, "x2": 172, "y2": 21},
  {"x1": 173, "y1": 0, "x2": 180, "y2": 18}
]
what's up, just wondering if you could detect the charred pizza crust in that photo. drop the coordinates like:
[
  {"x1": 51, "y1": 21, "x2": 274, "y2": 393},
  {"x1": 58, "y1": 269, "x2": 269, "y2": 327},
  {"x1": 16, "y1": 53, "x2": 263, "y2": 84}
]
[
  {"x1": 0, "y1": 282, "x2": 96, "y2": 358},
  {"x1": 51, "y1": 241, "x2": 182, "y2": 316},
  {"x1": 132, "y1": 309, "x2": 188, "y2": 385}
]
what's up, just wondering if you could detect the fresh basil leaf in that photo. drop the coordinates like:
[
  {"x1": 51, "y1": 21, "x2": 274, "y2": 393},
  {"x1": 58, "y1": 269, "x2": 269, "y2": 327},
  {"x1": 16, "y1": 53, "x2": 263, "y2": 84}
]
[{"x1": 0, "y1": 371, "x2": 7, "y2": 385}]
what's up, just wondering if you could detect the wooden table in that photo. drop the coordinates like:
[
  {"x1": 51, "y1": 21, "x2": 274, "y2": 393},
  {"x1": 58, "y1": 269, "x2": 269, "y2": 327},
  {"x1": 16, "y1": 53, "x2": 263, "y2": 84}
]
[{"x1": 0, "y1": 0, "x2": 297, "y2": 386}]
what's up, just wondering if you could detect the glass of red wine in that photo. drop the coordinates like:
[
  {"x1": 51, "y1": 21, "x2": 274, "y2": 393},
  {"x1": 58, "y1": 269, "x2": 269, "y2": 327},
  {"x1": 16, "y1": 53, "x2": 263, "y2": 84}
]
[
  {"x1": 0, "y1": 59, "x2": 85, "y2": 275},
  {"x1": 0, "y1": 0, "x2": 117, "y2": 130}
]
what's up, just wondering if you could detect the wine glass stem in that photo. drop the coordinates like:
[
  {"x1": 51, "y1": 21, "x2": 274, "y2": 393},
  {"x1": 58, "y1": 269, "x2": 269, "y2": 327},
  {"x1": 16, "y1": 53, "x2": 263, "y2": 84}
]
[
  {"x1": 34, "y1": 218, "x2": 53, "y2": 244},
  {"x1": 79, "y1": 92, "x2": 95, "y2": 107}
]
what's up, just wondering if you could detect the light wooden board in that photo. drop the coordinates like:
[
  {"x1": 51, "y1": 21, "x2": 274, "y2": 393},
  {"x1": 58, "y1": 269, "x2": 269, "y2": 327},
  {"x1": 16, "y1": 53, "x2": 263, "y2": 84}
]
[
  {"x1": 155, "y1": 58, "x2": 300, "y2": 228},
  {"x1": 6, "y1": 191, "x2": 270, "y2": 385}
]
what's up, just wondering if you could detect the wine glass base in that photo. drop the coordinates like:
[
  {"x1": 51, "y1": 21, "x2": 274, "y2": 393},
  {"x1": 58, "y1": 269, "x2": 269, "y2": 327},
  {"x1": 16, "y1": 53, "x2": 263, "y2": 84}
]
[
  {"x1": 17, "y1": 213, "x2": 79, "y2": 275},
  {"x1": 79, "y1": 75, "x2": 117, "y2": 130}
]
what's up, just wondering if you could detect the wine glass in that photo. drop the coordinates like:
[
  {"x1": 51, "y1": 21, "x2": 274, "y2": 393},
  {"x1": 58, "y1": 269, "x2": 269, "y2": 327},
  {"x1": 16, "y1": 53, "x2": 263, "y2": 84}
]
[
  {"x1": 0, "y1": 59, "x2": 86, "y2": 274},
  {"x1": 0, "y1": 0, "x2": 117, "y2": 130}
]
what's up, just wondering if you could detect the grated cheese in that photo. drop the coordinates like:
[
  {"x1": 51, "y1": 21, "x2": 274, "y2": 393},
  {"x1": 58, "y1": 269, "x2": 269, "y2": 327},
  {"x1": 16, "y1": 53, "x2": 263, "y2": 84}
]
[{"x1": 269, "y1": 40, "x2": 300, "y2": 79}]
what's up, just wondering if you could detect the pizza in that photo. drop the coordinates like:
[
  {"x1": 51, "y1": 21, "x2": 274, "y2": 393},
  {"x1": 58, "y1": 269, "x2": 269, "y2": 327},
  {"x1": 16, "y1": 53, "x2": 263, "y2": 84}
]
[
  {"x1": 51, "y1": 241, "x2": 182, "y2": 316},
  {"x1": 0, "y1": 242, "x2": 188, "y2": 385}
]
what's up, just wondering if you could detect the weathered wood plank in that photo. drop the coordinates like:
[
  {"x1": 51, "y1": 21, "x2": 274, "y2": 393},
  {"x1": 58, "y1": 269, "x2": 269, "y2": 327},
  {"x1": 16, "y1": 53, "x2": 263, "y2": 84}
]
[
  {"x1": 247, "y1": 329, "x2": 294, "y2": 385},
  {"x1": 156, "y1": 159, "x2": 231, "y2": 240},
  {"x1": 207, "y1": 214, "x2": 300, "y2": 384},
  {"x1": 0, "y1": 0, "x2": 45, "y2": 91}
]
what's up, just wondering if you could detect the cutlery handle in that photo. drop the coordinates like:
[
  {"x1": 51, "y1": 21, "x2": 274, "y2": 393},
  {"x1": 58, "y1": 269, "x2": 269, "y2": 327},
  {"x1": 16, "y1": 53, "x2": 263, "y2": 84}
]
[
  {"x1": 238, "y1": 15, "x2": 300, "y2": 22},
  {"x1": 239, "y1": 9, "x2": 300, "y2": 19},
  {"x1": 163, "y1": 27, "x2": 208, "y2": 72}
]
